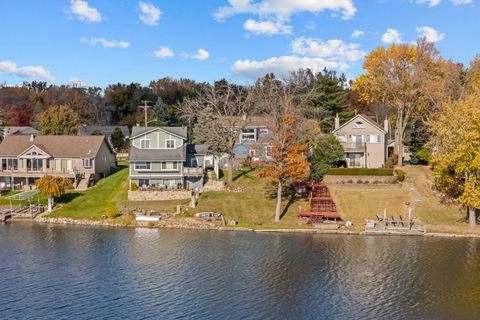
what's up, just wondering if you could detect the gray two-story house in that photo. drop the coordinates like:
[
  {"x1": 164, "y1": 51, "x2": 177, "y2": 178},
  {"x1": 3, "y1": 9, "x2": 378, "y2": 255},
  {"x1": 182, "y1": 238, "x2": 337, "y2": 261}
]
[
  {"x1": 232, "y1": 116, "x2": 274, "y2": 166},
  {"x1": 129, "y1": 126, "x2": 207, "y2": 191}
]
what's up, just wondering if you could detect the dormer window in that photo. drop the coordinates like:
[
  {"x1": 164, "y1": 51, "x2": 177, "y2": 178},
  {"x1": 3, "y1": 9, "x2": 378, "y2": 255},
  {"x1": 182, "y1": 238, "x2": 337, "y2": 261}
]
[
  {"x1": 240, "y1": 128, "x2": 256, "y2": 142},
  {"x1": 166, "y1": 139, "x2": 175, "y2": 149},
  {"x1": 353, "y1": 121, "x2": 366, "y2": 129},
  {"x1": 140, "y1": 139, "x2": 151, "y2": 149}
]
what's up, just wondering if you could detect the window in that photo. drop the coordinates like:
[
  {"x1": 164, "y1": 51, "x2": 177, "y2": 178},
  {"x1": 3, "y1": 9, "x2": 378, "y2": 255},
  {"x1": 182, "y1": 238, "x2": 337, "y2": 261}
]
[
  {"x1": 139, "y1": 179, "x2": 150, "y2": 187},
  {"x1": 248, "y1": 149, "x2": 256, "y2": 157},
  {"x1": 172, "y1": 162, "x2": 178, "y2": 170},
  {"x1": 166, "y1": 139, "x2": 175, "y2": 149},
  {"x1": 83, "y1": 159, "x2": 93, "y2": 168},
  {"x1": 140, "y1": 139, "x2": 151, "y2": 149},
  {"x1": 161, "y1": 162, "x2": 167, "y2": 170},
  {"x1": 337, "y1": 135, "x2": 347, "y2": 143},
  {"x1": 135, "y1": 162, "x2": 151, "y2": 170},
  {"x1": 259, "y1": 128, "x2": 269, "y2": 135},
  {"x1": 265, "y1": 146, "x2": 272, "y2": 158},
  {"x1": 3, "y1": 159, "x2": 18, "y2": 170},
  {"x1": 367, "y1": 135, "x2": 380, "y2": 143},
  {"x1": 240, "y1": 128, "x2": 256, "y2": 142},
  {"x1": 353, "y1": 121, "x2": 366, "y2": 129}
]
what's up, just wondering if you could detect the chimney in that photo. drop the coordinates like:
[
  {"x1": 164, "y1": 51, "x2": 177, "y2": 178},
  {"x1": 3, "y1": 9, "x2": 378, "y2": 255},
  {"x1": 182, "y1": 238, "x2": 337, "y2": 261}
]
[
  {"x1": 334, "y1": 113, "x2": 340, "y2": 130},
  {"x1": 29, "y1": 134, "x2": 35, "y2": 142},
  {"x1": 242, "y1": 113, "x2": 247, "y2": 121},
  {"x1": 384, "y1": 117, "x2": 389, "y2": 133}
]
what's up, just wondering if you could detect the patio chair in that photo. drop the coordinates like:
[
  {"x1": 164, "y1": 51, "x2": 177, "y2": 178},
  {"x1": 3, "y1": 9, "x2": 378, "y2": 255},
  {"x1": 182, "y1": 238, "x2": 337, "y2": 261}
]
[
  {"x1": 398, "y1": 215, "x2": 405, "y2": 227},
  {"x1": 390, "y1": 216, "x2": 397, "y2": 227},
  {"x1": 376, "y1": 213, "x2": 383, "y2": 221}
]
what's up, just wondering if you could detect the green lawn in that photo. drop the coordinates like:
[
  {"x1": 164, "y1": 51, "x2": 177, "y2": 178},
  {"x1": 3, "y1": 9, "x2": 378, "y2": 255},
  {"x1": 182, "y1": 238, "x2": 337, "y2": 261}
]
[{"x1": 47, "y1": 163, "x2": 129, "y2": 220}]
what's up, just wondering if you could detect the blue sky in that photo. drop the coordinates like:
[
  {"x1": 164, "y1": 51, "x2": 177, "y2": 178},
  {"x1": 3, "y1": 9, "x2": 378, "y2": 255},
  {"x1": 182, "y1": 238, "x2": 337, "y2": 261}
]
[{"x1": 0, "y1": 0, "x2": 478, "y2": 87}]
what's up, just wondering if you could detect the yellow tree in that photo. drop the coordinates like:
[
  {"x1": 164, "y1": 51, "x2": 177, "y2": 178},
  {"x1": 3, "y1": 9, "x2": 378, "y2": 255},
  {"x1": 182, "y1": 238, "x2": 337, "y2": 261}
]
[
  {"x1": 259, "y1": 105, "x2": 309, "y2": 222},
  {"x1": 429, "y1": 89, "x2": 480, "y2": 228},
  {"x1": 35, "y1": 175, "x2": 72, "y2": 212},
  {"x1": 353, "y1": 38, "x2": 444, "y2": 165}
]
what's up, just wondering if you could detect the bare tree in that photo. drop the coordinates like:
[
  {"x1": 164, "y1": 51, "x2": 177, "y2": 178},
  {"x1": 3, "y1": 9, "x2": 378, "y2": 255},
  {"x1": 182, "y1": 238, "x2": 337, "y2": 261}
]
[{"x1": 179, "y1": 82, "x2": 256, "y2": 184}]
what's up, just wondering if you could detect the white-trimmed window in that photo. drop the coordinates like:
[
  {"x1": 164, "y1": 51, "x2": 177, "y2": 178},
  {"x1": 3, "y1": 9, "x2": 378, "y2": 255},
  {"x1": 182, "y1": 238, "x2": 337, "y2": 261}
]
[
  {"x1": 166, "y1": 139, "x2": 175, "y2": 149},
  {"x1": 337, "y1": 135, "x2": 347, "y2": 143},
  {"x1": 161, "y1": 162, "x2": 167, "y2": 170},
  {"x1": 140, "y1": 139, "x2": 151, "y2": 149},
  {"x1": 367, "y1": 135, "x2": 380, "y2": 143},
  {"x1": 265, "y1": 146, "x2": 272, "y2": 158},
  {"x1": 172, "y1": 162, "x2": 178, "y2": 170},
  {"x1": 353, "y1": 121, "x2": 366, "y2": 129},
  {"x1": 240, "y1": 128, "x2": 256, "y2": 142},
  {"x1": 248, "y1": 149, "x2": 256, "y2": 157},
  {"x1": 259, "y1": 128, "x2": 269, "y2": 135},
  {"x1": 135, "y1": 162, "x2": 151, "y2": 170},
  {"x1": 83, "y1": 158, "x2": 93, "y2": 168}
]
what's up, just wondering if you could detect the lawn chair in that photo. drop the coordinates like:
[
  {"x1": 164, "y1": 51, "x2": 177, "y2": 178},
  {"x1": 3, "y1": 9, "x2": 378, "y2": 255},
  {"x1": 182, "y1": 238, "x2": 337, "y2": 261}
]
[
  {"x1": 398, "y1": 215, "x2": 405, "y2": 227},
  {"x1": 390, "y1": 216, "x2": 398, "y2": 227},
  {"x1": 376, "y1": 213, "x2": 383, "y2": 221}
]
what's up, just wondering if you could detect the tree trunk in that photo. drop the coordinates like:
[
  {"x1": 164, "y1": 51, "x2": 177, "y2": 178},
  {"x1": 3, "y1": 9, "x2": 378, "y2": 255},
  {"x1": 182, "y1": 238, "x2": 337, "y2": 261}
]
[
  {"x1": 275, "y1": 181, "x2": 283, "y2": 222},
  {"x1": 227, "y1": 154, "x2": 234, "y2": 184},
  {"x1": 47, "y1": 196, "x2": 53, "y2": 212},
  {"x1": 468, "y1": 206, "x2": 476, "y2": 229}
]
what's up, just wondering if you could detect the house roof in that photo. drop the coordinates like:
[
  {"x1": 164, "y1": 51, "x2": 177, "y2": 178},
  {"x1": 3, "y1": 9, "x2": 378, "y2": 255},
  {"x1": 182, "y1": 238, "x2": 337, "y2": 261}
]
[
  {"x1": 129, "y1": 144, "x2": 187, "y2": 161},
  {"x1": 131, "y1": 126, "x2": 187, "y2": 139},
  {"x1": 79, "y1": 125, "x2": 130, "y2": 137},
  {"x1": 0, "y1": 135, "x2": 111, "y2": 158},
  {"x1": 186, "y1": 144, "x2": 209, "y2": 155},
  {"x1": 4, "y1": 126, "x2": 39, "y2": 136},
  {"x1": 227, "y1": 115, "x2": 275, "y2": 128},
  {"x1": 332, "y1": 114, "x2": 386, "y2": 134}
]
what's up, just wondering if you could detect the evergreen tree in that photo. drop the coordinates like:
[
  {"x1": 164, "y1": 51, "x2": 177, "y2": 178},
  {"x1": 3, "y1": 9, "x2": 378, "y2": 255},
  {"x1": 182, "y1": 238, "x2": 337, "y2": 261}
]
[
  {"x1": 310, "y1": 134, "x2": 345, "y2": 181},
  {"x1": 111, "y1": 127, "x2": 125, "y2": 150}
]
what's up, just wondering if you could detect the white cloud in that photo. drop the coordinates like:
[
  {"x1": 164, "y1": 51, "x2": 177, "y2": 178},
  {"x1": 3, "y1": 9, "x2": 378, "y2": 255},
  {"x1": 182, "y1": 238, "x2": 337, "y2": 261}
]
[
  {"x1": 415, "y1": 0, "x2": 441, "y2": 6},
  {"x1": 215, "y1": 0, "x2": 357, "y2": 21},
  {"x1": 291, "y1": 37, "x2": 365, "y2": 62},
  {"x1": 69, "y1": 0, "x2": 102, "y2": 23},
  {"x1": 0, "y1": 60, "x2": 54, "y2": 81},
  {"x1": 416, "y1": 26, "x2": 445, "y2": 42},
  {"x1": 80, "y1": 37, "x2": 130, "y2": 48},
  {"x1": 138, "y1": 2, "x2": 162, "y2": 26},
  {"x1": 416, "y1": 0, "x2": 472, "y2": 6},
  {"x1": 232, "y1": 55, "x2": 349, "y2": 79},
  {"x1": 382, "y1": 28, "x2": 402, "y2": 44},
  {"x1": 351, "y1": 29, "x2": 364, "y2": 38},
  {"x1": 186, "y1": 49, "x2": 210, "y2": 60},
  {"x1": 305, "y1": 21, "x2": 316, "y2": 30},
  {"x1": 243, "y1": 19, "x2": 292, "y2": 35},
  {"x1": 153, "y1": 47, "x2": 174, "y2": 58}
]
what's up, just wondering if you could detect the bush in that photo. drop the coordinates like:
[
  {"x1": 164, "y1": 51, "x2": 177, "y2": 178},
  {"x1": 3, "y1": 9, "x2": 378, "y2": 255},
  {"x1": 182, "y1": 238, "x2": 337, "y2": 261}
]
[
  {"x1": 395, "y1": 169, "x2": 406, "y2": 182},
  {"x1": 106, "y1": 206, "x2": 118, "y2": 219},
  {"x1": 415, "y1": 148, "x2": 431, "y2": 164},
  {"x1": 210, "y1": 170, "x2": 218, "y2": 181},
  {"x1": 130, "y1": 181, "x2": 138, "y2": 191},
  {"x1": 326, "y1": 168, "x2": 394, "y2": 176}
]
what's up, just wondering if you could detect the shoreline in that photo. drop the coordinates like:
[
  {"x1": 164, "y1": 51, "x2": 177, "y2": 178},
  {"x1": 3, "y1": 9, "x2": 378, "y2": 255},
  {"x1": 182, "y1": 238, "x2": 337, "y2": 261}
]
[{"x1": 7, "y1": 216, "x2": 480, "y2": 239}]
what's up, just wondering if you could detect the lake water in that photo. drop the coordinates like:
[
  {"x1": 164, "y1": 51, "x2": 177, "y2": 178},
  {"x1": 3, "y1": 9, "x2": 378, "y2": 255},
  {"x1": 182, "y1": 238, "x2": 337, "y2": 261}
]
[{"x1": 1, "y1": 224, "x2": 480, "y2": 319}]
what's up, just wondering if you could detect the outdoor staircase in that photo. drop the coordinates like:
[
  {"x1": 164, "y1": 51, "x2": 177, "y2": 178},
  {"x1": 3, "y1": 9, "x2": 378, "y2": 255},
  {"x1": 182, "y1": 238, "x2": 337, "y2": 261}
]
[{"x1": 76, "y1": 175, "x2": 91, "y2": 190}]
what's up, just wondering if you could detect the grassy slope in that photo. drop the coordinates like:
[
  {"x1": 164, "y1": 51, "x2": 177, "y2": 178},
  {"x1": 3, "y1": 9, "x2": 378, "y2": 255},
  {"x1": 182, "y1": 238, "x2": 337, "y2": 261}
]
[
  {"x1": 193, "y1": 169, "x2": 308, "y2": 229},
  {"x1": 47, "y1": 164, "x2": 129, "y2": 220}
]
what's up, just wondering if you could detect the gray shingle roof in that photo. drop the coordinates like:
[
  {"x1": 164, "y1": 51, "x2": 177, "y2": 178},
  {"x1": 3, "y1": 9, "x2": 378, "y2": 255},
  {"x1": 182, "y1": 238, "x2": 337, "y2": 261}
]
[
  {"x1": 187, "y1": 144, "x2": 209, "y2": 155},
  {"x1": 0, "y1": 135, "x2": 111, "y2": 158},
  {"x1": 79, "y1": 125, "x2": 130, "y2": 137},
  {"x1": 4, "y1": 126, "x2": 39, "y2": 136},
  {"x1": 129, "y1": 145, "x2": 187, "y2": 161},
  {"x1": 131, "y1": 126, "x2": 187, "y2": 139}
]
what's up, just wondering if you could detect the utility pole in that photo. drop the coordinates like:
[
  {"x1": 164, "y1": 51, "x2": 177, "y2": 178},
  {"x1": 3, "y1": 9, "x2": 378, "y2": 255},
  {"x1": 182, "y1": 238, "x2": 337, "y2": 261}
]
[{"x1": 139, "y1": 101, "x2": 152, "y2": 127}]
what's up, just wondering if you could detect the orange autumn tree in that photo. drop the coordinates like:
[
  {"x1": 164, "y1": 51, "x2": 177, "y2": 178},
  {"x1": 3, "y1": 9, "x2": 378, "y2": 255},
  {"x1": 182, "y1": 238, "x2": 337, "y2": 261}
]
[{"x1": 259, "y1": 105, "x2": 309, "y2": 222}]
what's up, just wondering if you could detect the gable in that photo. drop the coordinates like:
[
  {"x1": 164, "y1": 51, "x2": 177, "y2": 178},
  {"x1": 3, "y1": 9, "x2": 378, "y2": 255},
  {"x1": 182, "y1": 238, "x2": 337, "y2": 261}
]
[
  {"x1": 18, "y1": 145, "x2": 51, "y2": 158},
  {"x1": 333, "y1": 115, "x2": 386, "y2": 135}
]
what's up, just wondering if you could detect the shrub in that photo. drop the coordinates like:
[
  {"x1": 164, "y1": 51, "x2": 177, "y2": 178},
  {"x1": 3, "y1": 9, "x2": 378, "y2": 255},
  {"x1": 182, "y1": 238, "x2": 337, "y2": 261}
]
[
  {"x1": 415, "y1": 148, "x2": 431, "y2": 164},
  {"x1": 357, "y1": 180, "x2": 364, "y2": 184},
  {"x1": 130, "y1": 181, "x2": 138, "y2": 191},
  {"x1": 326, "y1": 168, "x2": 394, "y2": 176},
  {"x1": 211, "y1": 170, "x2": 218, "y2": 181},
  {"x1": 395, "y1": 169, "x2": 406, "y2": 182},
  {"x1": 106, "y1": 206, "x2": 118, "y2": 219}
]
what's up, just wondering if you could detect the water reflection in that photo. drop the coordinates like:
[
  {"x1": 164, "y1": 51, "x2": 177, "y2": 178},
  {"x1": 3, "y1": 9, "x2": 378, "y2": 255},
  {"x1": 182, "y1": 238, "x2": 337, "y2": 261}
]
[{"x1": 0, "y1": 224, "x2": 479, "y2": 319}]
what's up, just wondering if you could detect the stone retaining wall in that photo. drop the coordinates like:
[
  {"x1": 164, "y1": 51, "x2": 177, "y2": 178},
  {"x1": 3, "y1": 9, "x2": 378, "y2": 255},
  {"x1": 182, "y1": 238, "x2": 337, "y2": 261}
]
[
  {"x1": 128, "y1": 190, "x2": 192, "y2": 201},
  {"x1": 323, "y1": 175, "x2": 397, "y2": 184}
]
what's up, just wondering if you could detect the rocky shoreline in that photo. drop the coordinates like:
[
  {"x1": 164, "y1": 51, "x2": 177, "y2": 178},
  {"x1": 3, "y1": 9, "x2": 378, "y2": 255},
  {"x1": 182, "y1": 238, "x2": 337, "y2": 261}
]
[{"x1": 25, "y1": 216, "x2": 480, "y2": 238}]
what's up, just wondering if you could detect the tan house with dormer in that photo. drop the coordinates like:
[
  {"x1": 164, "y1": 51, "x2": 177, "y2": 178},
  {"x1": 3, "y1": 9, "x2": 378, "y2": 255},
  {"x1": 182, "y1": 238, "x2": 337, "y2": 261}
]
[
  {"x1": 0, "y1": 134, "x2": 116, "y2": 190},
  {"x1": 332, "y1": 114, "x2": 388, "y2": 168}
]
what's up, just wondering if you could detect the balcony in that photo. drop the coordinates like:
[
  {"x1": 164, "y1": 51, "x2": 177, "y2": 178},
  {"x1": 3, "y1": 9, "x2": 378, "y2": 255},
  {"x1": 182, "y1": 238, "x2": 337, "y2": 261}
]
[
  {"x1": 183, "y1": 167, "x2": 204, "y2": 176},
  {"x1": 341, "y1": 142, "x2": 366, "y2": 151},
  {"x1": 0, "y1": 168, "x2": 78, "y2": 177}
]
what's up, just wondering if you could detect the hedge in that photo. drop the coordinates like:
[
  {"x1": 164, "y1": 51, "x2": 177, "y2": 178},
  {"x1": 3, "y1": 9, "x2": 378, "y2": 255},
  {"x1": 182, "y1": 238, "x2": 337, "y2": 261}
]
[
  {"x1": 394, "y1": 169, "x2": 406, "y2": 182},
  {"x1": 326, "y1": 168, "x2": 394, "y2": 176}
]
